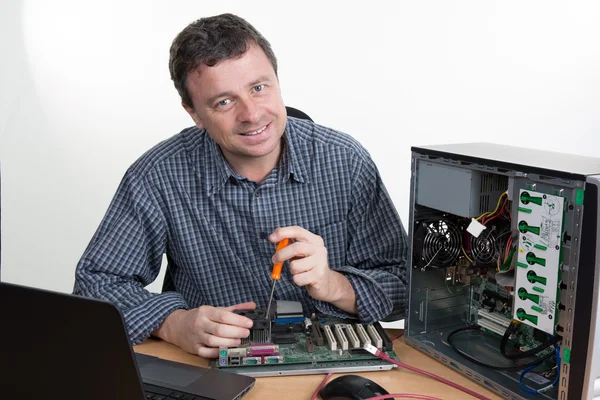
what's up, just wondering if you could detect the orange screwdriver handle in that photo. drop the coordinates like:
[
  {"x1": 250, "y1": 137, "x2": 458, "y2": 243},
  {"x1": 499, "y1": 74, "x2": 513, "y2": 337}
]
[{"x1": 270, "y1": 238, "x2": 291, "y2": 280}]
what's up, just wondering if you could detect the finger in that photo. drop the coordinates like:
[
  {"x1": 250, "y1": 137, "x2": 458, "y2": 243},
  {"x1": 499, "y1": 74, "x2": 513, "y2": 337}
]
[
  {"x1": 196, "y1": 341, "x2": 242, "y2": 359},
  {"x1": 203, "y1": 318, "x2": 251, "y2": 339},
  {"x1": 212, "y1": 307, "x2": 254, "y2": 329},
  {"x1": 272, "y1": 241, "x2": 317, "y2": 265},
  {"x1": 196, "y1": 345, "x2": 219, "y2": 359},
  {"x1": 200, "y1": 330, "x2": 246, "y2": 349},
  {"x1": 288, "y1": 257, "x2": 314, "y2": 276},
  {"x1": 224, "y1": 301, "x2": 256, "y2": 312},
  {"x1": 291, "y1": 270, "x2": 315, "y2": 288},
  {"x1": 269, "y1": 226, "x2": 321, "y2": 244}
]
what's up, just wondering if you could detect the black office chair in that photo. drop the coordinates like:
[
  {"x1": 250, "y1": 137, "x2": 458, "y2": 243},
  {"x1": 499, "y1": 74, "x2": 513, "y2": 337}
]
[
  {"x1": 286, "y1": 106, "x2": 313, "y2": 122},
  {"x1": 161, "y1": 106, "x2": 312, "y2": 293}
]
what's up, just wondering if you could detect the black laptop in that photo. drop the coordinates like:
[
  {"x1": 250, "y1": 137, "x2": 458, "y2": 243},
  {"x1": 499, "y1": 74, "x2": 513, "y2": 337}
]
[{"x1": 0, "y1": 282, "x2": 255, "y2": 399}]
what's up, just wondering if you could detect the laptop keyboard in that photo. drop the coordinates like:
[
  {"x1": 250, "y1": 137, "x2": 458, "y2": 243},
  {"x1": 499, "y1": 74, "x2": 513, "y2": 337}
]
[{"x1": 144, "y1": 383, "x2": 212, "y2": 400}]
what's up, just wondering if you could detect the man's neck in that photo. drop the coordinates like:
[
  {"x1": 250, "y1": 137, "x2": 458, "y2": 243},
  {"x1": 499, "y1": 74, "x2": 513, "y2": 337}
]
[{"x1": 224, "y1": 142, "x2": 284, "y2": 184}]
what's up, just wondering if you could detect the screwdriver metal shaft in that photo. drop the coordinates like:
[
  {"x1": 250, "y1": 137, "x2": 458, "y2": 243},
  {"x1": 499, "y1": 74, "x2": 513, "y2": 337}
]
[{"x1": 265, "y1": 238, "x2": 291, "y2": 318}]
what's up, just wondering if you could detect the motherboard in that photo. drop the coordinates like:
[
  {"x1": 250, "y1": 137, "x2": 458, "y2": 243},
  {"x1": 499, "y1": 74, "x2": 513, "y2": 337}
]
[{"x1": 213, "y1": 300, "x2": 399, "y2": 377}]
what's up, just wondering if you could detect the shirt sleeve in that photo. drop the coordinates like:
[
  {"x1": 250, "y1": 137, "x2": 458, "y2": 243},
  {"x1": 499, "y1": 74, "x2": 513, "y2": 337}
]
[
  {"x1": 311, "y1": 154, "x2": 409, "y2": 323},
  {"x1": 73, "y1": 169, "x2": 189, "y2": 344}
]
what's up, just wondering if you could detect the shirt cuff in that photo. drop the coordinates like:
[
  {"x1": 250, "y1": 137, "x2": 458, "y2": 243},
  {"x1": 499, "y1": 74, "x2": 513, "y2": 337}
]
[
  {"x1": 311, "y1": 266, "x2": 401, "y2": 323},
  {"x1": 123, "y1": 291, "x2": 190, "y2": 345}
]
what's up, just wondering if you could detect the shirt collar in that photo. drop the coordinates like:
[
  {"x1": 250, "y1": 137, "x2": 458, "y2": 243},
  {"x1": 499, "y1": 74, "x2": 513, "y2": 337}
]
[{"x1": 203, "y1": 117, "x2": 311, "y2": 196}]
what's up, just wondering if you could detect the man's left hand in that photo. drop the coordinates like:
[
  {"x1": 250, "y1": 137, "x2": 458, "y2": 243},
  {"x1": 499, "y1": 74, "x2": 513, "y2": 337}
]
[{"x1": 269, "y1": 226, "x2": 357, "y2": 315}]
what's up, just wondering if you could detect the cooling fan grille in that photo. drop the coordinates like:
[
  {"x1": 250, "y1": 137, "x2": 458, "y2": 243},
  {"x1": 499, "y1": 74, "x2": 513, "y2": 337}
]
[{"x1": 415, "y1": 218, "x2": 462, "y2": 268}]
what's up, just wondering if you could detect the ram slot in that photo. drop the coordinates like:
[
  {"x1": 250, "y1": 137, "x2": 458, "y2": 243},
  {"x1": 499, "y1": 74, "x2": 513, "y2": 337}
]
[
  {"x1": 344, "y1": 324, "x2": 361, "y2": 349},
  {"x1": 355, "y1": 323, "x2": 371, "y2": 347},
  {"x1": 366, "y1": 324, "x2": 383, "y2": 349},
  {"x1": 322, "y1": 325, "x2": 337, "y2": 351},
  {"x1": 334, "y1": 324, "x2": 349, "y2": 351}
]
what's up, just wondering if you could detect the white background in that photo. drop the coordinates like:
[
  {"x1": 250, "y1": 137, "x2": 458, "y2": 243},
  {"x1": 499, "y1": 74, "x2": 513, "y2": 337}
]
[{"x1": 1, "y1": 1, "x2": 599, "y2": 296}]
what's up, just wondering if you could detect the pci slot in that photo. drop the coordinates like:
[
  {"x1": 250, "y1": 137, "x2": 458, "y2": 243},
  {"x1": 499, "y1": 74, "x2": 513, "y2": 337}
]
[
  {"x1": 334, "y1": 324, "x2": 349, "y2": 351},
  {"x1": 322, "y1": 325, "x2": 337, "y2": 351},
  {"x1": 366, "y1": 324, "x2": 383, "y2": 349},
  {"x1": 355, "y1": 323, "x2": 371, "y2": 347},
  {"x1": 477, "y1": 309, "x2": 511, "y2": 337},
  {"x1": 344, "y1": 324, "x2": 361, "y2": 349},
  {"x1": 312, "y1": 323, "x2": 324, "y2": 346}
]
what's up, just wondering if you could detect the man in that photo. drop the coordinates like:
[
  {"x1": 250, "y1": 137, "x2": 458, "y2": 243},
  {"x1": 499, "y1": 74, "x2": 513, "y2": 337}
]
[{"x1": 74, "y1": 13, "x2": 408, "y2": 358}]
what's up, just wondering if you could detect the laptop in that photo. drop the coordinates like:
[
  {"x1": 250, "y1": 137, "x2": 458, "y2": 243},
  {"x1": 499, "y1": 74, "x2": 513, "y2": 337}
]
[{"x1": 0, "y1": 281, "x2": 256, "y2": 400}]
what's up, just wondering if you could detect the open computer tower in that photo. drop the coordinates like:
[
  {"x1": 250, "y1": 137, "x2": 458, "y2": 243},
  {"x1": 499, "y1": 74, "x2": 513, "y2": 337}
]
[{"x1": 405, "y1": 143, "x2": 600, "y2": 400}]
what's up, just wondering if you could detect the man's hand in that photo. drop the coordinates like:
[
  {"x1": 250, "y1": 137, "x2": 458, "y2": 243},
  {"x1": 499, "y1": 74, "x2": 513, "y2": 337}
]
[
  {"x1": 269, "y1": 226, "x2": 357, "y2": 315},
  {"x1": 152, "y1": 302, "x2": 256, "y2": 358}
]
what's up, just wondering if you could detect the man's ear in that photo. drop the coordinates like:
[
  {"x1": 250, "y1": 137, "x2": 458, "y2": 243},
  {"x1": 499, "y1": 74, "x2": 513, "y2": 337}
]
[{"x1": 183, "y1": 104, "x2": 204, "y2": 130}]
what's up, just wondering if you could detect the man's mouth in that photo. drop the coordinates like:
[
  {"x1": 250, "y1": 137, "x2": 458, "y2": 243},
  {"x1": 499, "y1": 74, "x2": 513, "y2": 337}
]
[{"x1": 239, "y1": 125, "x2": 267, "y2": 136}]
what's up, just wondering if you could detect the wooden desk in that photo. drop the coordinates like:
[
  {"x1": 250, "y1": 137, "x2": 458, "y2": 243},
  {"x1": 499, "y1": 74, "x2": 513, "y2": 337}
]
[{"x1": 134, "y1": 330, "x2": 501, "y2": 400}]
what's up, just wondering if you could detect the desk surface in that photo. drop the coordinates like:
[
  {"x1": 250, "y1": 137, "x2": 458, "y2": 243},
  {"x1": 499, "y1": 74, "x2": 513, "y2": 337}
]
[{"x1": 134, "y1": 330, "x2": 501, "y2": 400}]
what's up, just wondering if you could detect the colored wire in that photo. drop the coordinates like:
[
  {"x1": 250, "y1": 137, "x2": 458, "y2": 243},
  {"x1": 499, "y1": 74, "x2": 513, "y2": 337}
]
[
  {"x1": 447, "y1": 326, "x2": 555, "y2": 370},
  {"x1": 365, "y1": 395, "x2": 443, "y2": 400},
  {"x1": 311, "y1": 372, "x2": 332, "y2": 400},
  {"x1": 477, "y1": 192, "x2": 507, "y2": 223},
  {"x1": 363, "y1": 344, "x2": 492, "y2": 400},
  {"x1": 482, "y1": 195, "x2": 509, "y2": 225},
  {"x1": 461, "y1": 247, "x2": 474, "y2": 263},
  {"x1": 389, "y1": 330, "x2": 405, "y2": 341},
  {"x1": 519, "y1": 344, "x2": 560, "y2": 394}
]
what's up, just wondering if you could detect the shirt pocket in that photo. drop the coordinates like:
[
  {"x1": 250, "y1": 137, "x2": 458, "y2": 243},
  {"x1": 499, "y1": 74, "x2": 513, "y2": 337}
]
[{"x1": 314, "y1": 219, "x2": 348, "y2": 269}]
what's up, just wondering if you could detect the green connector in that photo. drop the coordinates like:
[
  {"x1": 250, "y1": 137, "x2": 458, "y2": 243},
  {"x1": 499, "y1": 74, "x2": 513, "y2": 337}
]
[
  {"x1": 520, "y1": 191, "x2": 543, "y2": 206},
  {"x1": 219, "y1": 349, "x2": 227, "y2": 357},
  {"x1": 563, "y1": 348, "x2": 571, "y2": 363},
  {"x1": 575, "y1": 189, "x2": 584, "y2": 206},
  {"x1": 531, "y1": 305, "x2": 544, "y2": 313},
  {"x1": 526, "y1": 252, "x2": 546, "y2": 266},
  {"x1": 532, "y1": 286, "x2": 545, "y2": 293},
  {"x1": 516, "y1": 262, "x2": 528, "y2": 269},
  {"x1": 534, "y1": 244, "x2": 547, "y2": 251},
  {"x1": 519, "y1": 220, "x2": 540, "y2": 235},
  {"x1": 517, "y1": 308, "x2": 538, "y2": 325},
  {"x1": 518, "y1": 207, "x2": 532, "y2": 214},
  {"x1": 527, "y1": 270, "x2": 547, "y2": 285},
  {"x1": 501, "y1": 247, "x2": 516, "y2": 271},
  {"x1": 518, "y1": 287, "x2": 540, "y2": 304}
]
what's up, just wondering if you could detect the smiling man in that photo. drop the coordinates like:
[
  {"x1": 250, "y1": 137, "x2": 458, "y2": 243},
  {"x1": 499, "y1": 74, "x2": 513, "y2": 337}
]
[{"x1": 74, "y1": 13, "x2": 409, "y2": 358}]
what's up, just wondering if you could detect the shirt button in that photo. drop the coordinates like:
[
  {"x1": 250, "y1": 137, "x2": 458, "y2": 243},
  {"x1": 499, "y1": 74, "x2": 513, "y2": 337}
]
[
  {"x1": 259, "y1": 232, "x2": 267, "y2": 239},
  {"x1": 255, "y1": 190, "x2": 261, "y2": 197}
]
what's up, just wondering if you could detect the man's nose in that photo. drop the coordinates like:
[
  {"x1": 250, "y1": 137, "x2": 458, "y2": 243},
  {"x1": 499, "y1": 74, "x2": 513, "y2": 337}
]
[{"x1": 237, "y1": 97, "x2": 259, "y2": 123}]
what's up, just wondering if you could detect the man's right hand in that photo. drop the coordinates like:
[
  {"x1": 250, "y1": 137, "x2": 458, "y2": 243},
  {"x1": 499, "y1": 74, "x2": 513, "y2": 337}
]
[{"x1": 152, "y1": 301, "x2": 256, "y2": 358}]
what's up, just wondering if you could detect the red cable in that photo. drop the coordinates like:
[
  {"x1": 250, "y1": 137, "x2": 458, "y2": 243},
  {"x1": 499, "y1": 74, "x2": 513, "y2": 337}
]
[
  {"x1": 365, "y1": 395, "x2": 442, "y2": 400},
  {"x1": 311, "y1": 372, "x2": 332, "y2": 400},
  {"x1": 373, "y1": 349, "x2": 492, "y2": 400},
  {"x1": 482, "y1": 196, "x2": 508, "y2": 225}
]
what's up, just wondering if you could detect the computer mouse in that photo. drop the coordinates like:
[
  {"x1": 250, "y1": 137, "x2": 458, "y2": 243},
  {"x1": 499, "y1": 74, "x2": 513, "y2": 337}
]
[{"x1": 319, "y1": 374, "x2": 393, "y2": 400}]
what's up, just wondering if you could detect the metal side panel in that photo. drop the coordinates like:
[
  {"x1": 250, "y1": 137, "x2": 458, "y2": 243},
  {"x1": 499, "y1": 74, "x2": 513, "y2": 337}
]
[{"x1": 583, "y1": 175, "x2": 600, "y2": 400}]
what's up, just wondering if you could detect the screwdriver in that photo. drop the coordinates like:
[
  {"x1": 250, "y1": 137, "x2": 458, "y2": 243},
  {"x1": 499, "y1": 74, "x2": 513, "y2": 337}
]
[{"x1": 265, "y1": 238, "x2": 291, "y2": 318}]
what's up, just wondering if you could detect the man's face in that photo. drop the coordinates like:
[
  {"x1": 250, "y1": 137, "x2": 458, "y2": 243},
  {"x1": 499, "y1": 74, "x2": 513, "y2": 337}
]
[{"x1": 184, "y1": 44, "x2": 287, "y2": 170}]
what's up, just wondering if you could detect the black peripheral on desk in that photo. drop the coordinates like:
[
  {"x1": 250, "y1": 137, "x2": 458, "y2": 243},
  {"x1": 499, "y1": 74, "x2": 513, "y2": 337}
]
[
  {"x1": 0, "y1": 281, "x2": 255, "y2": 400},
  {"x1": 319, "y1": 375, "x2": 393, "y2": 400}
]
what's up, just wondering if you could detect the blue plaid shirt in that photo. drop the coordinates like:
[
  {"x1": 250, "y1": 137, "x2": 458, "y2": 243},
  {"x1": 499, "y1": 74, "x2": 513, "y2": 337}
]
[{"x1": 74, "y1": 117, "x2": 408, "y2": 345}]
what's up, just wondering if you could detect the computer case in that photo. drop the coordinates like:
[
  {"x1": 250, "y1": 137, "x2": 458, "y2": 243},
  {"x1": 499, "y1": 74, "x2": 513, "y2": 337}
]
[{"x1": 405, "y1": 143, "x2": 600, "y2": 400}]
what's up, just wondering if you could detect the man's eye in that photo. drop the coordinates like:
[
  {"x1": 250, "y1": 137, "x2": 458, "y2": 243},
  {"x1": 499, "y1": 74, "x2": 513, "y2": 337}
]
[
  {"x1": 217, "y1": 99, "x2": 230, "y2": 107},
  {"x1": 253, "y1": 85, "x2": 264, "y2": 92}
]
